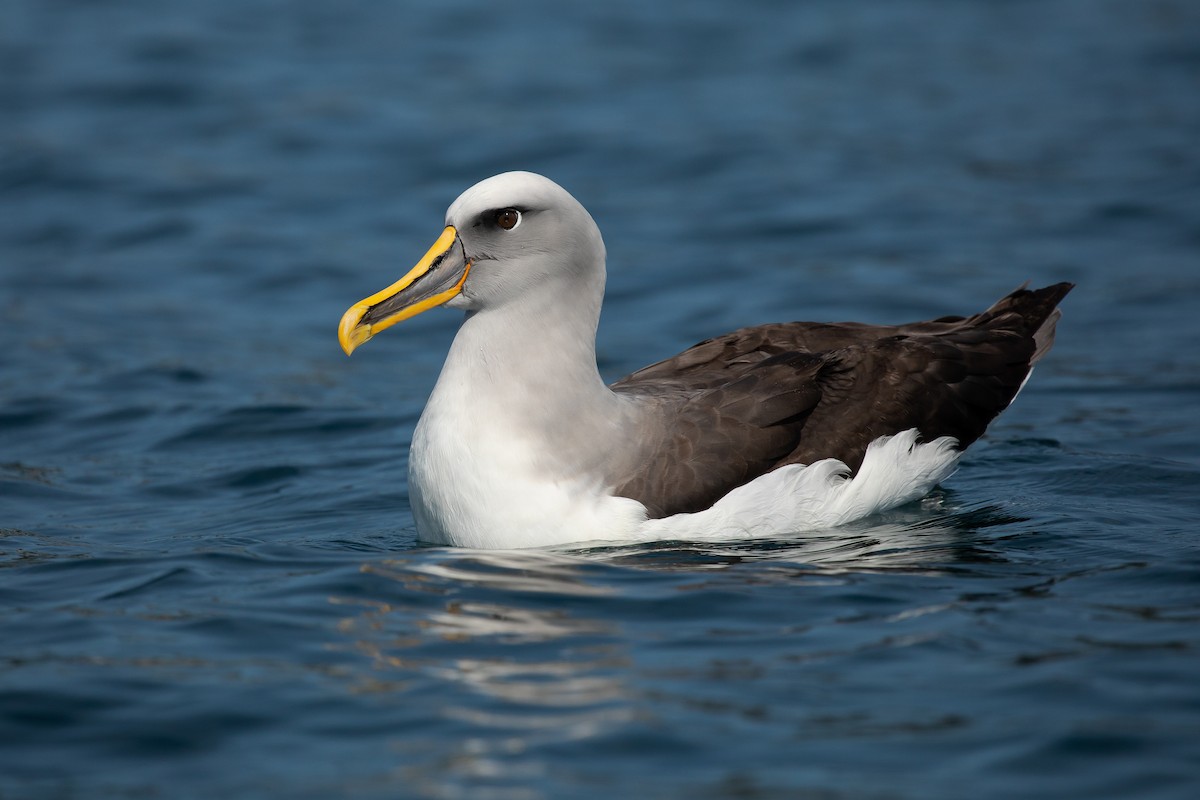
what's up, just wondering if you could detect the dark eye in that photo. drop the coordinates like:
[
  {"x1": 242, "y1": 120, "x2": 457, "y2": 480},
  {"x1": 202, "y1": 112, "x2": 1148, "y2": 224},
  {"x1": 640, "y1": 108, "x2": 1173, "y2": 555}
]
[{"x1": 494, "y1": 208, "x2": 521, "y2": 230}]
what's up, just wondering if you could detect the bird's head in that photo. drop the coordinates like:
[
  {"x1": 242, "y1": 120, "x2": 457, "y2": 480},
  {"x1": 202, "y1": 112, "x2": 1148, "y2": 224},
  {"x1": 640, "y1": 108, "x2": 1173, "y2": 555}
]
[{"x1": 338, "y1": 171, "x2": 605, "y2": 355}]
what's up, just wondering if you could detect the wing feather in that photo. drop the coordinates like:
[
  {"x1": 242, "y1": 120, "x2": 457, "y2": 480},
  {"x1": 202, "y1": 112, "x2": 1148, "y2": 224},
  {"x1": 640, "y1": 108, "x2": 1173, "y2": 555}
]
[{"x1": 608, "y1": 282, "x2": 1073, "y2": 518}]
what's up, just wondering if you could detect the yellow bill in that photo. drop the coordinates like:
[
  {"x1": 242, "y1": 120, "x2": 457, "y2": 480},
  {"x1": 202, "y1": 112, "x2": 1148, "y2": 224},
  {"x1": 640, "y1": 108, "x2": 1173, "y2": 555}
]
[{"x1": 338, "y1": 226, "x2": 470, "y2": 355}]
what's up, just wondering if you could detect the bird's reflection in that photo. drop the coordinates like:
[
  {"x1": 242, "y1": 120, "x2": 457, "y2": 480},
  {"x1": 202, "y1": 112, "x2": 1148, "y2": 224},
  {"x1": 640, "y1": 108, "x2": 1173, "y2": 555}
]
[
  {"x1": 330, "y1": 499, "x2": 1019, "y2": 794},
  {"x1": 331, "y1": 548, "x2": 637, "y2": 795}
]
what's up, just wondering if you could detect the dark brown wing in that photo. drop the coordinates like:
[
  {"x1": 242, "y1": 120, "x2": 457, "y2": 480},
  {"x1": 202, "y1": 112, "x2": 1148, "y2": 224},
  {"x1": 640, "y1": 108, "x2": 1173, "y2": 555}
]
[
  {"x1": 609, "y1": 282, "x2": 1073, "y2": 518},
  {"x1": 611, "y1": 351, "x2": 825, "y2": 517},
  {"x1": 793, "y1": 282, "x2": 1074, "y2": 469},
  {"x1": 611, "y1": 320, "x2": 902, "y2": 392}
]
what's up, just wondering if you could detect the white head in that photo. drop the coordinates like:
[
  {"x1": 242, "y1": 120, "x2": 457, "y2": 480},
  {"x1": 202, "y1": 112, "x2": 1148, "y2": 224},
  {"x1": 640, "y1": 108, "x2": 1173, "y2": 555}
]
[
  {"x1": 339, "y1": 172, "x2": 607, "y2": 354},
  {"x1": 445, "y1": 171, "x2": 606, "y2": 312}
]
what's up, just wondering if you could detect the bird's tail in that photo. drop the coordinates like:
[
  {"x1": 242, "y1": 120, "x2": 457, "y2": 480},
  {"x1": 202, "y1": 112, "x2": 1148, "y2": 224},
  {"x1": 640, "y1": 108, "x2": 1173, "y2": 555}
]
[{"x1": 977, "y1": 281, "x2": 1074, "y2": 365}]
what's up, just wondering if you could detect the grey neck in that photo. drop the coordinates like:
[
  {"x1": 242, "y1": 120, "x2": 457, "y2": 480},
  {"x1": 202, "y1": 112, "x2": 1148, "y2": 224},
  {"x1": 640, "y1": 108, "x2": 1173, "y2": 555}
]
[{"x1": 429, "y1": 280, "x2": 637, "y2": 480}]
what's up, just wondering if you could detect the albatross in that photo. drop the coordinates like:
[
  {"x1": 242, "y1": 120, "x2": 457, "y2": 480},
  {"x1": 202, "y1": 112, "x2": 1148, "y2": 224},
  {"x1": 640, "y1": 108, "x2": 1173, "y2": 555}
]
[{"x1": 338, "y1": 172, "x2": 1072, "y2": 549}]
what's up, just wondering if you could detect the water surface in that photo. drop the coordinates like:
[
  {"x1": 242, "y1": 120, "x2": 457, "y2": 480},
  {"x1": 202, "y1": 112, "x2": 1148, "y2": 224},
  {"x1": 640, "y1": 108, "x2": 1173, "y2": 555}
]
[{"x1": 3, "y1": 1, "x2": 1199, "y2": 797}]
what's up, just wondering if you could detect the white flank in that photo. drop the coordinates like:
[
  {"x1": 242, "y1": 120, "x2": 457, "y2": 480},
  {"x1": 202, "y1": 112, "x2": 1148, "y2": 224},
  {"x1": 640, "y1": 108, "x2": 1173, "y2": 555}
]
[{"x1": 638, "y1": 429, "x2": 960, "y2": 543}]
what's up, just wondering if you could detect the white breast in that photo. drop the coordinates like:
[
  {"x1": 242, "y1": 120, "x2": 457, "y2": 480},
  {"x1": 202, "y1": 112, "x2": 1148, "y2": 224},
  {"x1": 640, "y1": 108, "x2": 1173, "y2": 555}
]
[{"x1": 407, "y1": 382, "x2": 647, "y2": 550}]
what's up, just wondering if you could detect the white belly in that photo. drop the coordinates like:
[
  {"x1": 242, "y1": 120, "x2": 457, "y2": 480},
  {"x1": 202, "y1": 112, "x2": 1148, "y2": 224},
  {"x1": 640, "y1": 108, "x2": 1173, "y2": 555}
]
[{"x1": 407, "y1": 405, "x2": 647, "y2": 549}]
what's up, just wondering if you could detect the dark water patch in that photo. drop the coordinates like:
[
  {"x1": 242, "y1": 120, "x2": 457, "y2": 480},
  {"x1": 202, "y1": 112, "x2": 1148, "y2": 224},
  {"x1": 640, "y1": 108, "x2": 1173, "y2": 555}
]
[
  {"x1": 5, "y1": 557, "x2": 193, "y2": 607},
  {"x1": 1050, "y1": 459, "x2": 1200, "y2": 494},
  {"x1": 743, "y1": 215, "x2": 852, "y2": 240},
  {"x1": 0, "y1": 477, "x2": 81, "y2": 506},
  {"x1": 0, "y1": 689, "x2": 119, "y2": 731},
  {"x1": 100, "y1": 217, "x2": 194, "y2": 251},
  {"x1": 0, "y1": 396, "x2": 70, "y2": 431},
  {"x1": 101, "y1": 364, "x2": 209, "y2": 390},
  {"x1": 98, "y1": 566, "x2": 200, "y2": 601},
  {"x1": 1093, "y1": 200, "x2": 1162, "y2": 221},
  {"x1": 129, "y1": 35, "x2": 206, "y2": 66},
  {"x1": 65, "y1": 79, "x2": 203, "y2": 109},
  {"x1": 790, "y1": 39, "x2": 850, "y2": 69},
  {"x1": 7, "y1": 219, "x2": 86, "y2": 248},
  {"x1": 216, "y1": 464, "x2": 304, "y2": 491},
  {"x1": 0, "y1": 529, "x2": 91, "y2": 575},
  {"x1": 133, "y1": 174, "x2": 260, "y2": 206},
  {"x1": 0, "y1": 149, "x2": 106, "y2": 194},
  {"x1": 1144, "y1": 43, "x2": 1200, "y2": 69},
  {"x1": 141, "y1": 478, "x2": 206, "y2": 502},
  {"x1": 154, "y1": 404, "x2": 397, "y2": 448},
  {"x1": 0, "y1": 462, "x2": 61, "y2": 486},
  {"x1": 77, "y1": 406, "x2": 159, "y2": 434}
]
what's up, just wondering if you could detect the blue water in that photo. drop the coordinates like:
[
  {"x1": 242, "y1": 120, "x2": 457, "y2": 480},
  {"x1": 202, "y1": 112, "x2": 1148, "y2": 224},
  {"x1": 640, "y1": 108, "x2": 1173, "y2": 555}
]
[{"x1": 3, "y1": 1, "x2": 1199, "y2": 797}]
